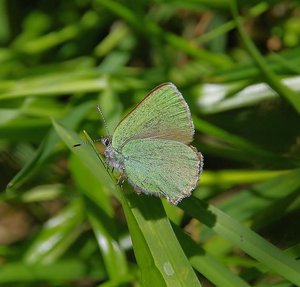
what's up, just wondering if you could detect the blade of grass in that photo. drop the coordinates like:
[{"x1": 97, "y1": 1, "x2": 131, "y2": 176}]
[
  {"x1": 122, "y1": 190, "x2": 202, "y2": 287},
  {"x1": 23, "y1": 199, "x2": 85, "y2": 264},
  {"x1": 0, "y1": 259, "x2": 101, "y2": 283},
  {"x1": 172, "y1": 223, "x2": 251, "y2": 287},
  {"x1": 197, "y1": 2, "x2": 269, "y2": 45},
  {"x1": 201, "y1": 169, "x2": 288, "y2": 187},
  {"x1": 0, "y1": 77, "x2": 107, "y2": 100},
  {"x1": 95, "y1": 0, "x2": 232, "y2": 67},
  {"x1": 219, "y1": 169, "x2": 300, "y2": 222},
  {"x1": 200, "y1": 169, "x2": 300, "y2": 252},
  {"x1": 13, "y1": 11, "x2": 100, "y2": 55},
  {"x1": 179, "y1": 197, "x2": 300, "y2": 286},
  {"x1": 198, "y1": 76, "x2": 300, "y2": 114},
  {"x1": 230, "y1": 1, "x2": 300, "y2": 113},
  {"x1": 209, "y1": 48, "x2": 300, "y2": 83},
  {"x1": 6, "y1": 101, "x2": 95, "y2": 192},
  {"x1": 193, "y1": 117, "x2": 295, "y2": 166},
  {"x1": 0, "y1": 118, "x2": 50, "y2": 141},
  {"x1": 53, "y1": 120, "x2": 202, "y2": 286},
  {"x1": 52, "y1": 120, "x2": 115, "y2": 193},
  {"x1": 69, "y1": 155, "x2": 129, "y2": 280},
  {"x1": 85, "y1": 197, "x2": 130, "y2": 281}
]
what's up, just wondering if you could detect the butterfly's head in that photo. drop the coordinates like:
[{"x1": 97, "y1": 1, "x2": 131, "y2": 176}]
[
  {"x1": 101, "y1": 137, "x2": 111, "y2": 148},
  {"x1": 101, "y1": 137, "x2": 113, "y2": 159},
  {"x1": 101, "y1": 137, "x2": 124, "y2": 172}
]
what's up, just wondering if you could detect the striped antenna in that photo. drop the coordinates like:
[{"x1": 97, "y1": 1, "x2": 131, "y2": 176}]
[
  {"x1": 73, "y1": 105, "x2": 111, "y2": 148},
  {"x1": 73, "y1": 138, "x2": 102, "y2": 148},
  {"x1": 96, "y1": 105, "x2": 111, "y2": 137}
]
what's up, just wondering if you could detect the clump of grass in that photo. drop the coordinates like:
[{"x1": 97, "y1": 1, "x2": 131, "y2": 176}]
[{"x1": 1, "y1": 1, "x2": 300, "y2": 286}]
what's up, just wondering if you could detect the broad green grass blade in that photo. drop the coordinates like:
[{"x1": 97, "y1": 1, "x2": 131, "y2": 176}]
[
  {"x1": 122, "y1": 191, "x2": 202, "y2": 287},
  {"x1": 6, "y1": 102, "x2": 94, "y2": 192},
  {"x1": 0, "y1": 76, "x2": 107, "y2": 100},
  {"x1": 52, "y1": 119, "x2": 115, "y2": 192},
  {"x1": 54, "y1": 121, "x2": 131, "y2": 282},
  {"x1": 85, "y1": 197, "x2": 130, "y2": 282},
  {"x1": 219, "y1": 169, "x2": 300, "y2": 223},
  {"x1": 0, "y1": 118, "x2": 49, "y2": 142},
  {"x1": 53, "y1": 121, "x2": 202, "y2": 286},
  {"x1": 209, "y1": 48, "x2": 300, "y2": 83},
  {"x1": 254, "y1": 282, "x2": 293, "y2": 287},
  {"x1": 197, "y1": 76, "x2": 300, "y2": 114},
  {"x1": 197, "y1": 170, "x2": 300, "y2": 269},
  {"x1": 179, "y1": 198, "x2": 300, "y2": 286},
  {"x1": 19, "y1": 184, "x2": 65, "y2": 203},
  {"x1": 13, "y1": 13, "x2": 100, "y2": 55},
  {"x1": 0, "y1": 259, "x2": 103, "y2": 283},
  {"x1": 23, "y1": 199, "x2": 85, "y2": 264},
  {"x1": 69, "y1": 155, "x2": 129, "y2": 281},
  {"x1": 82, "y1": 130, "x2": 115, "y2": 183},
  {"x1": 172, "y1": 224, "x2": 251, "y2": 287},
  {"x1": 201, "y1": 169, "x2": 288, "y2": 187},
  {"x1": 270, "y1": 52, "x2": 300, "y2": 74}
]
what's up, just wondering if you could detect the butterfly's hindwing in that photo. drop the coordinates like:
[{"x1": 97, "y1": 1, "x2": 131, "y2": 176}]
[{"x1": 122, "y1": 138, "x2": 202, "y2": 204}]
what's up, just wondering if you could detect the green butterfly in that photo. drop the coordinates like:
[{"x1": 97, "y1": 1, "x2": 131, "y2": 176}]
[{"x1": 102, "y1": 83, "x2": 203, "y2": 205}]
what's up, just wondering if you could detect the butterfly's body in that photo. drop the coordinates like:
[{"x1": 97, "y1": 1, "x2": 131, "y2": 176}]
[
  {"x1": 102, "y1": 137, "x2": 125, "y2": 173},
  {"x1": 102, "y1": 83, "x2": 203, "y2": 205}
]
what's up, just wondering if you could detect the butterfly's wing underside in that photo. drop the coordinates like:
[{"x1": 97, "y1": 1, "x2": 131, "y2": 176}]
[
  {"x1": 112, "y1": 83, "x2": 194, "y2": 151},
  {"x1": 122, "y1": 139, "x2": 203, "y2": 204}
]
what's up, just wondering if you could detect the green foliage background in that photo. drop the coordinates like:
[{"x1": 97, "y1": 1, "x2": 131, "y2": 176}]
[{"x1": 0, "y1": 0, "x2": 300, "y2": 286}]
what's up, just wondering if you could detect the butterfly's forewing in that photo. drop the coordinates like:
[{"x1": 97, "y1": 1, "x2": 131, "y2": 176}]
[
  {"x1": 112, "y1": 83, "x2": 194, "y2": 151},
  {"x1": 122, "y1": 138, "x2": 203, "y2": 204}
]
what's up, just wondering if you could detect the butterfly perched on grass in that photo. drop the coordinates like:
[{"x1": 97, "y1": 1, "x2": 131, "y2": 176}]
[{"x1": 100, "y1": 83, "x2": 203, "y2": 205}]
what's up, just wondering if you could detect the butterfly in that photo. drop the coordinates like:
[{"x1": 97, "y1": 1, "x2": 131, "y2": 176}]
[{"x1": 101, "y1": 83, "x2": 203, "y2": 205}]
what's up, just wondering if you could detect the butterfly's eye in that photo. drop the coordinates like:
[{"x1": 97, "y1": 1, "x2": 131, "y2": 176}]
[{"x1": 104, "y1": 138, "x2": 110, "y2": 146}]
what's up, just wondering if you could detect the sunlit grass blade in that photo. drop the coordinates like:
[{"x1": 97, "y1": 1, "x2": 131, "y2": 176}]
[
  {"x1": 12, "y1": 11, "x2": 100, "y2": 55},
  {"x1": 219, "y1": 169, "x2": 300, "y2": 223},
  {"x1": 6, "y1": 102, "x2": 94, "y2": 193},
  {"x1": 172, "y1": 224, "x2": 251, "y2": 287},
  {"x1": 69, "y1": 155, "x2": 129, "y2": 281},
  {"x1": 179, "y1": 198, "x2": 300, "y2": 286},
  {"x1": 82, "y1": 130, "x2": 116, "y2": 184},
  {"x1": 85, "y1": 197, "x2": 130, "y2": 281},
  {"x1": 0, "y1": 260, "x2": 101, "y2": 283},
  {"x1": 122, "y1": 191, "x2": 202, "y2": 287},
  {"x1": 53, "y1": 121, "x2": 202, "y2": 286},
  {"x1": 23, "y1": 199, "x2": 85, "y2": 264},
  {"x1": 201, "y1": 169, "x2": 288, "y2": 187},
  {"x1": 0, "y1": 77, "x2": 107, "y2": 100},
  {"x1": 52, "y1": 118, "x2": 115, "y2": 192},
  {"x1": 197, "y1": 76, "x2": 300, "y2": 114}
]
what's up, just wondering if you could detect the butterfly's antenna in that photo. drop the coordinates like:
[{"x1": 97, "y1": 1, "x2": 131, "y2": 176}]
[
  {"x1": 73, "y1": 105, "x2": 110, "y2": 148},
  {"x1": 96, "y1": 105, "x2": 111, "y2": 137},
  {"x1": 73, "y1": 139, "x2": 102, "y2": 148}
]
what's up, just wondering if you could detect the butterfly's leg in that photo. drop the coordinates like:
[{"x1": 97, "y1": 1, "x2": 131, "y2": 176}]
[
  {"x1": 119, "y1": 177, "x2": 126, "y2": 190},
  {"x1": 116, "y1": 169, "x2": 126, "y2": 190},
  {"x1": 116, "y1": 174, "x2": 122, "y2": 185},
  {"x1": 104, "y1": 162, "x2": 114, "y2": 174}
]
